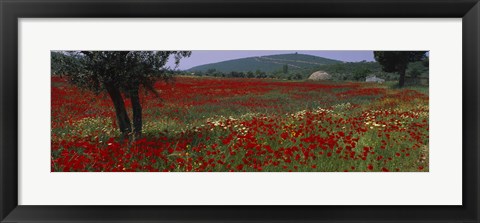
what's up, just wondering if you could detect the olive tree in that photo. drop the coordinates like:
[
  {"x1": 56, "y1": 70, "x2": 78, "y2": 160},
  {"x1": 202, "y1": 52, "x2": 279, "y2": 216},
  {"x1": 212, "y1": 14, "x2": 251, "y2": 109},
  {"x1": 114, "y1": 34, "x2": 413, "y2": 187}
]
[{"x1": 52, "y1": 51, "x2": 191, "y2": 139}]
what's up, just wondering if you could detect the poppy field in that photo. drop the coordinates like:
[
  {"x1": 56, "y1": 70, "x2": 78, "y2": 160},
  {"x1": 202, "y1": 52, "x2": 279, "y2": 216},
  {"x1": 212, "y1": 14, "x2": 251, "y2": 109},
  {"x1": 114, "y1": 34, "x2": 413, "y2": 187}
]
[{"x1": 51, "y1": 76, "x2": 429, "y2": 172}]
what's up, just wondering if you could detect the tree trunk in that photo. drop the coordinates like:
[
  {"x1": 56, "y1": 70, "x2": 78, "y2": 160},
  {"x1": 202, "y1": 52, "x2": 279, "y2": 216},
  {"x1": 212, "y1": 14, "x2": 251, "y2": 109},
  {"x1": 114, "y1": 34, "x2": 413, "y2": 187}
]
[
  {"x1": 398, "y1": 67, "x2": 406, "y2": 88},
  {"x1": 130, "y1": 87, "x2": 142, "y2": 140},
  {"x1": 104, "y1": 82, "x2": 132, "y2": 139}
]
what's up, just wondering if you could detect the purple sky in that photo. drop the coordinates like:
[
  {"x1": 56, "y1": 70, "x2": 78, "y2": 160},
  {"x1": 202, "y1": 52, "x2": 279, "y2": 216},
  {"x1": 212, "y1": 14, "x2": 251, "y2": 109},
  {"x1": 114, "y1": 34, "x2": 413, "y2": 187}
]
[{"x1": 168, "y1": 50, "x2": 375, "y2": 70}]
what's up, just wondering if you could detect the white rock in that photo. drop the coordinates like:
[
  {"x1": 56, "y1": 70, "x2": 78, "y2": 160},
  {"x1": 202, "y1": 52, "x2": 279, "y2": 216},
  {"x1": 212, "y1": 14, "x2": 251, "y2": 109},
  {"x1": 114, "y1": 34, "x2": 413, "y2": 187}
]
[{"x1": 308, "y1": 71, "x2": 331, "y2": 80}]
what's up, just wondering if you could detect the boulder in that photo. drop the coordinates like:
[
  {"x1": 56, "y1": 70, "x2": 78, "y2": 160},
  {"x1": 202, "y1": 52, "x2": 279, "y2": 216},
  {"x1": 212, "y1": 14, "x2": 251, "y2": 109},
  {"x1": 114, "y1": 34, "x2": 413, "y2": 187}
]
[{"x1": 308, "y1": 71, "x2": 331, "y2": 81}]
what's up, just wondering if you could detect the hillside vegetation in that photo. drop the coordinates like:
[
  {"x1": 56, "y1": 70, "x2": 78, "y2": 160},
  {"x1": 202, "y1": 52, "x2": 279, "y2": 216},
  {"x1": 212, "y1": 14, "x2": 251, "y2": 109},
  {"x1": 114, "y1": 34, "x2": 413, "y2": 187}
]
[{"x1": 188, "y1": 53, "x2": 341, "y2": 73}]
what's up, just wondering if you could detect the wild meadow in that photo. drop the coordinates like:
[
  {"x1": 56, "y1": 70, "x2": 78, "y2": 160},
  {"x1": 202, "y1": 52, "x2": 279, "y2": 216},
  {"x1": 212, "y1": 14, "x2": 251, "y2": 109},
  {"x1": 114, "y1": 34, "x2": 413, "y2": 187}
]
[{"x1": 51, "y1": 76, "x2": 429, "y2": 172}]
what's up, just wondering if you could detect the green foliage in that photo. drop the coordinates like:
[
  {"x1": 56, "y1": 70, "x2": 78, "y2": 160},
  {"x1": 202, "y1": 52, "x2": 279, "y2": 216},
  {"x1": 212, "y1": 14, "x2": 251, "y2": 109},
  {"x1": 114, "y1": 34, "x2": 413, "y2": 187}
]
[
  {"x1": 422, "y1": 56, "x2": 429, "y2": 67},
  {"x1": 52, "y1": 51, "x2": 191, "y2": 94},
  {"x1": 374, "y1": 51, "x2": 427, "y2": 72},
  {"x1": 407, "y1": 61, "x2": 429, "y2": 78},
  {"x1": 353, "y1": 68, "x2": 371, "y2": 81},
  {"x1": 206, "y1": 68, "x2": 217, "y2": 75},
  {"x1": 408, "y1": 67, "x2": 421, "y2": 78},
  {"x1": 309, "y1": 61, "x2": 384, "y2": 81},
  {"x1": 287, "y1": 73, "x2": 303, "y2": 80},
  {"x1": 374, "y1": 51, "x2": 428, "y2": 87},
  {"x1": 51, "y1": 52, "x2": 84, "y2": 77},
  {"x1": 256, "y1": 70, "x2": 267, "y2": 78}
]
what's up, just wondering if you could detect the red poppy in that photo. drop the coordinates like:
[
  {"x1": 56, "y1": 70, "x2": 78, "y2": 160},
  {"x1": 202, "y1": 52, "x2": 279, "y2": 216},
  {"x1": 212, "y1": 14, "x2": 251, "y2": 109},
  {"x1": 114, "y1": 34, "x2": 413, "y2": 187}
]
[{"x1": 367, "y1": 164, "x2": 374, "y2": 170}]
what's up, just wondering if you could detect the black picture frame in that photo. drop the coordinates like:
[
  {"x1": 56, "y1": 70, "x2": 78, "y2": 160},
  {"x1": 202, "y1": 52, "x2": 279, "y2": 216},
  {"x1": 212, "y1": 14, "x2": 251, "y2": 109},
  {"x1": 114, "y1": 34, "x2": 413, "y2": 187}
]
[{"x1": 1, "y1": 0, "x2": 479, "y2": 222}]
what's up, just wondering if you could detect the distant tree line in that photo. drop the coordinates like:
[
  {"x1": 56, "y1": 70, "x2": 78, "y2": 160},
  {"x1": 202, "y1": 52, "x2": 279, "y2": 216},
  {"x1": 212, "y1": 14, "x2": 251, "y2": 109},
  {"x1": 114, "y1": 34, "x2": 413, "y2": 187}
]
[
  {"x1": 187, "y1": 59, "x2": 428, "y2": 84},
  {"x1": 190, "y1": 68, "x2": 270, "y2": 79},
  {"x1": 187, "y1": 64, "x2": 308, "y2": 80}
]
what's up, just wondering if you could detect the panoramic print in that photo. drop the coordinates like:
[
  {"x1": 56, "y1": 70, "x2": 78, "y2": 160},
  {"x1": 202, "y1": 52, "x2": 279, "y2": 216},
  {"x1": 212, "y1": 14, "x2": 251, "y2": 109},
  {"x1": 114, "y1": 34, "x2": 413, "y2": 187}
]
[{"x1": 51, "y1": 50, "x2": 429, "y2": 172}]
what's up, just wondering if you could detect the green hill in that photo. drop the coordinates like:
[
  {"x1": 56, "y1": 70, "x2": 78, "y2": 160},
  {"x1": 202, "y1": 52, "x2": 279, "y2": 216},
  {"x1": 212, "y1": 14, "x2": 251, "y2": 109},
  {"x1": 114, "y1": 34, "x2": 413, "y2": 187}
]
[{"x1": 187, "y1": 53, "x2": 342, "y2": 73}]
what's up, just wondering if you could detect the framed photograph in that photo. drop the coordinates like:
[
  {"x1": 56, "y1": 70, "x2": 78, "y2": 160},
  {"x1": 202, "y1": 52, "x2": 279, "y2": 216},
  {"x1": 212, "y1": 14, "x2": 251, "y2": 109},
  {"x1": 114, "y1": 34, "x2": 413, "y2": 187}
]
[{"x1": 1, "y1": 0, "x2": 478, "y2": 222}]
